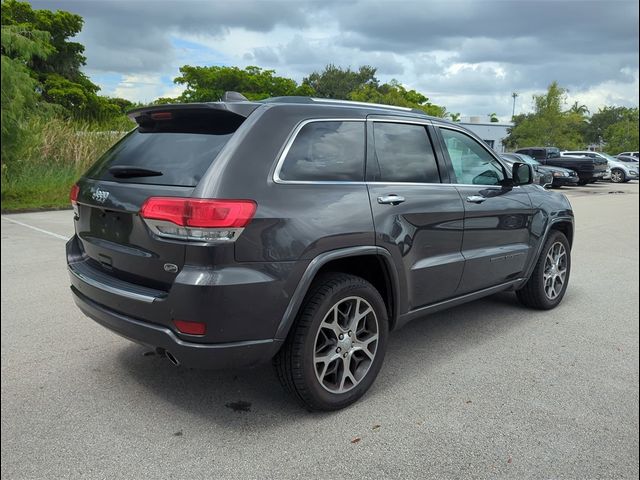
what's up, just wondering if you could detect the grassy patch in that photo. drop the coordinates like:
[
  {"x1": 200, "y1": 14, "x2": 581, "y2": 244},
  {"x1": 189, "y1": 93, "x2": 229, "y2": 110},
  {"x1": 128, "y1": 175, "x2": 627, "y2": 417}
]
[
  {"x1": 1, "y1": 164, "x2": 81, "y2": 211},
  {"x1": 1, "y1": 117, "x2": 126, "y2": 211}
]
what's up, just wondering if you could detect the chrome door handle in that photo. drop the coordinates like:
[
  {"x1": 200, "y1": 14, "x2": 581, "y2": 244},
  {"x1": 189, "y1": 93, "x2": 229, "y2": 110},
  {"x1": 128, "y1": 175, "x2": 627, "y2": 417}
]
[
  {"x1": 466, "y1": 195, "x2": 486, "y2": 204},
  {"x1": 377, "y1": 194, "x2": 406, "y2": 205}
]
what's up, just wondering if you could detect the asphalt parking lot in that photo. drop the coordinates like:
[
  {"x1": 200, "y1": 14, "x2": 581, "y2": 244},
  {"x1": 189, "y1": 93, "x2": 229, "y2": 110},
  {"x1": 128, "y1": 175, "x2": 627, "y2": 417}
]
[{"x1": 2, "y1": 182, "x2": 638, "y2": 480}]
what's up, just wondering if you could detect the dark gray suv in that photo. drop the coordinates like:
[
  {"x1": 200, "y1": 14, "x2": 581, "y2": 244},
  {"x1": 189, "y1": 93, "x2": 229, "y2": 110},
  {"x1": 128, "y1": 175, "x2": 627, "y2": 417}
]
[{"x1": 67, "y1": 95, "x2": 574, "y2": 411}]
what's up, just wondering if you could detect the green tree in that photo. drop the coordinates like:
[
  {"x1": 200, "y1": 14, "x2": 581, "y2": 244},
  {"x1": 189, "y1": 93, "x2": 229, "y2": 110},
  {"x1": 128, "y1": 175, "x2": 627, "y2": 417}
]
[
  {"x1": 152, "y1": 97, "x2": 180, "y2": 105},
  {"x1": 0, "y1": 24, "x2": 52, "y2": 166},
  {"x1": 585, "y1": 106, "x2": 636, "y2": 146},
  {"x1": 350, "y1": 79, "x2": 446, "y2": 117},
  {"x1": 602, "y1": 108, "x2": 639, "y2": 154},
  {"x1": 1, "y1": 0, "x2": 126, "y2": 122},
  {"x1": 488, "y1": 112, "x2": 499, "y2": 122},
  {"x1": 568, "y1": 101, "x2": 590, "y2": 116},
  {"x1": 448, "y1": 112, "x2": 461, "y2": 122},
  {"x1": 303, "y1": 64, "x2": 377, "y2": 100},
  {"x1": 503, "y1": 82, "x2": 585, "y2": 150},
  {"x1": 174, "y1": 65, "x2": 311, "y2": 102}
]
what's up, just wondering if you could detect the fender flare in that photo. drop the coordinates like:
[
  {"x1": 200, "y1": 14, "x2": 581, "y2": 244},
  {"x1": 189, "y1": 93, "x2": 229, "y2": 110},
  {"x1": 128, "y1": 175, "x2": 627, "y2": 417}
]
[
  {"x1": 274, "y1": 246, "x2": 400, "y2": 340},
  {"x1": 519, "y1": 216, "x2": 574, "y2": 286}
]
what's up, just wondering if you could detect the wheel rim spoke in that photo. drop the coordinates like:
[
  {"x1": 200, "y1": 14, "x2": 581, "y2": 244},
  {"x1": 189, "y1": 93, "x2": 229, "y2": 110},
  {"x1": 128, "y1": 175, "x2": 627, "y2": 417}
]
[
  {"x1": 313, "y1": 296, "x2": 379, "y2": 394},
  {"x1": 543, "y1": 241, "x2": 568, "y2": 300}
]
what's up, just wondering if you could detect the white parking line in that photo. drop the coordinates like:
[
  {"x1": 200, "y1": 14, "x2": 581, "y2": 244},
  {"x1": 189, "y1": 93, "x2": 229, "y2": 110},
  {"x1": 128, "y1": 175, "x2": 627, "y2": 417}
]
[{"x1": 1, "y1": 216, "x2": 70, "y2": 241}]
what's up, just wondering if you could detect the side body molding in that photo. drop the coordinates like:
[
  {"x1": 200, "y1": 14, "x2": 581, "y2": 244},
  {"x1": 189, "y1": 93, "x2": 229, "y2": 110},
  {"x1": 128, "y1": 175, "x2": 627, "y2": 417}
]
[{"x1": 274, "y1": 246, "x2": 399, "y2": 340}]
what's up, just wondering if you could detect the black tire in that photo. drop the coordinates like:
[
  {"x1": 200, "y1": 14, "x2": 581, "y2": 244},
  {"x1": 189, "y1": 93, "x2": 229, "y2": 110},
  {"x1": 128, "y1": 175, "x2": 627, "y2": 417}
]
[
  {"x1": 517, "y1": 231, "x2": 571, "y2": 310},
  {"x1": 610, "y1": 168, "x2": 626, "y2": 183},
  {"x1": 273, "y1": 273, "x2": 388, "y2": 411}
]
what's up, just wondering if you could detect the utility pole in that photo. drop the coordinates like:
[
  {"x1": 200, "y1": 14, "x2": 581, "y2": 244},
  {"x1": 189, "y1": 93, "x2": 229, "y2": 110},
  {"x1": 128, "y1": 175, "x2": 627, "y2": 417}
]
[{"x1": 511, "y1": 92, "x2": 518, "y2": 118}]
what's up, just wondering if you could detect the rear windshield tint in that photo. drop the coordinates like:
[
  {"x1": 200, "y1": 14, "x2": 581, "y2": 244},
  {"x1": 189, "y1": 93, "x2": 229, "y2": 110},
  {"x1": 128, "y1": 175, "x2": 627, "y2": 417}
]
[{"x1": 85, "y1": 117, "x2": 238, "y2": 186}]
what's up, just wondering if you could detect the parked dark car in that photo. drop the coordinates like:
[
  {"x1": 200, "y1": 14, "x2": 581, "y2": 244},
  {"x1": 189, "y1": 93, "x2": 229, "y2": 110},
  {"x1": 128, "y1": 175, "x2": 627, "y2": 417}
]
[
  {"x1": 67, "y1": 95, "x2": 575, "y2": 411},
  {"x1": 500, "y1": 153, "x2": 551, "y2": 187},
  {"x1": 501, "y1": 152, "x2": 578, "y2": 188},
  {"x1": 515, "y1": 147, "x2": 607, "y2": 185}
]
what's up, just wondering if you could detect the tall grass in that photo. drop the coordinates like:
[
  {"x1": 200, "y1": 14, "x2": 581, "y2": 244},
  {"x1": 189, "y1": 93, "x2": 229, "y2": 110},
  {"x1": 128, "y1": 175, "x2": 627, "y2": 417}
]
[{"x1": 1, "y1": 116, "x2": 129, "y2": 211}]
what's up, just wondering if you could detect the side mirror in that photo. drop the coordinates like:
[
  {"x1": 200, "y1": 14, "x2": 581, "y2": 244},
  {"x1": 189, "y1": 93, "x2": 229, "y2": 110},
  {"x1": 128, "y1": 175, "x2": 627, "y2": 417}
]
[{"x1": 512, "y1": 162, "x2": 534, "y2": 186}]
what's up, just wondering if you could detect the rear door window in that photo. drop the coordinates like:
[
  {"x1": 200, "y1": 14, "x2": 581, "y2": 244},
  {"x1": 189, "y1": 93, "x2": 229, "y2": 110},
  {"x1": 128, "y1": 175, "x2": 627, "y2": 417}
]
[
  {"x1": 278, "y1": 121, "x2": 365, "y2": 182},
  {"x1": 85, "y1": 112, "x2": 241, "y2": 187},
  {"x1": 370, "y1": 122, "x2": 440, "y2": 183}
]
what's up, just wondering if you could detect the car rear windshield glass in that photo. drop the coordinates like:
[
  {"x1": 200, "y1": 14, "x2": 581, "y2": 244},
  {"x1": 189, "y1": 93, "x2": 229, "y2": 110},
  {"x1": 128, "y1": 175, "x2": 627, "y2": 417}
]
[
  {"x1": 85, "y1": 120, "x2": 237, "y2": 186},
  {"x1": 278, "y1": 121, "x2": 365, "y2": 181},
  {"x1": 370, "y1": 122, "x2": 440, "y2": 183}
]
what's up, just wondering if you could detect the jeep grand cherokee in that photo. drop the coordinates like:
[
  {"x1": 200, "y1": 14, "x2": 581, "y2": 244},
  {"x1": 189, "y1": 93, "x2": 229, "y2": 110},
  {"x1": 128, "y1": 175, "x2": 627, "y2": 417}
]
[{"x1": 67, "y1": 94, "x2": 574, "y2": 411}]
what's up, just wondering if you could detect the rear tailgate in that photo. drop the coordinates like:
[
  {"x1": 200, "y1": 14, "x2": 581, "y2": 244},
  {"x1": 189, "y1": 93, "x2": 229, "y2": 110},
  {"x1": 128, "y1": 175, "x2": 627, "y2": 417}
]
[{"x1": 72, "y1": 103, "x2": 258, "y2": 290}]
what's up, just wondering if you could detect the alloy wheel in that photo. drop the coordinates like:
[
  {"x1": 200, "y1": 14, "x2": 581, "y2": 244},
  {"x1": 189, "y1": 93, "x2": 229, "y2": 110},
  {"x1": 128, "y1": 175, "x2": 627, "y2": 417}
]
[
  {"x1": 543, "y1": 242, "x2": 568, "y2": 300},
  {"x1": 611, "y1": 170, "x2": 624, "y2": 183},
  {"x1": 313, "y1": 296, "x2": 379, "y2": 394}
]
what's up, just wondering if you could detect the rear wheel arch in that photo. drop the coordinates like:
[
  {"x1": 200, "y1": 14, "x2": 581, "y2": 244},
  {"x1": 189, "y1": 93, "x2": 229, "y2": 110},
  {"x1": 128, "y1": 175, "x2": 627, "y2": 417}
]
[
  {"x1": 274, "y1": 247, "x2": 400, "y2": 341},
  {"x1": 313, "y1": 254, "x2": 398, "y2": 330}
]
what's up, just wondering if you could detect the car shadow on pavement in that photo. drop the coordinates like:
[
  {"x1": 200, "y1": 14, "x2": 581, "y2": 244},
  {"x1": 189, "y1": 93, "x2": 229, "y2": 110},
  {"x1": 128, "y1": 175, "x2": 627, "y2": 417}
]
[{"x1": 114, "y1": 290, "x2": 548, "y2": 426}]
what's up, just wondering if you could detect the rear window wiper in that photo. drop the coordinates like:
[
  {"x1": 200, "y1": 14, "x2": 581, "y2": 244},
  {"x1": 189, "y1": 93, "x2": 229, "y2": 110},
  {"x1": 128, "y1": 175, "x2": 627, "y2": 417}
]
[{"x1": 108, "y1": 166, "x2": 163, "y2": 178}]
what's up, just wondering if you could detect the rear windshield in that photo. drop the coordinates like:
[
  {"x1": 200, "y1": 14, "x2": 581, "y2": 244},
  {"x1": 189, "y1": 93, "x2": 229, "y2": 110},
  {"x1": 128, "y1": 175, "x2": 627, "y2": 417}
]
[{"x1": 85, "y1": 119, "x2": 236, "y2": 186}]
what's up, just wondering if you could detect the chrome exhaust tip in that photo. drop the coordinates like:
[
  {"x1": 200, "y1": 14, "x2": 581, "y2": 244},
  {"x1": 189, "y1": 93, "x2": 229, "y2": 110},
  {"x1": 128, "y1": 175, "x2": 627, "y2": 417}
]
[
  {"x1": 156, "y1": 347, "x2": 180, "y2": 367},
  {"x1": 164, "y1": 350, "x2": 180, "y2": 367}
]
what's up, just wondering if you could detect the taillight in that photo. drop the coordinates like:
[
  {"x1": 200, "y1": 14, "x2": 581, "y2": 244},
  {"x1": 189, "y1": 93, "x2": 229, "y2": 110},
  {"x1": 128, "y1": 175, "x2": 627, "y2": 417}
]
[
  {"x1": 70, "y1": 184, "x2": 80, "y2": 216},
  {"x1": 140, "y1": 197, "x2": 256, "y2": 243}
]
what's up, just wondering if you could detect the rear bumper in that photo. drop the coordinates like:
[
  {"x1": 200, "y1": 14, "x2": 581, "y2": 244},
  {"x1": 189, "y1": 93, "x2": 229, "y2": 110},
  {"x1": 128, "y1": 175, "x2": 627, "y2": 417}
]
[
  {"x1": 66, "y1": 234, "x2": 306, "y2": 369},
  {"x1": 71, "y1": 286, "x2": 282, "y2": 369},
  {"x1": 576, "y1": 170, "x2": 605, "y2": 182}
]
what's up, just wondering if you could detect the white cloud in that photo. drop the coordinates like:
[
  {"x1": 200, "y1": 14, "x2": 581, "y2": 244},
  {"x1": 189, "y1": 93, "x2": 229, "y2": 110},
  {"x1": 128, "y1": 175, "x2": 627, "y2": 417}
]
[
  {"x1": 33, "y1": 0, "x2": 638, "y2": 117},
  {"x1": 565, "y1": 69, "x2": 640, "y2": 113},
  {"x1": 112, "y1": 74, "x2": 184, "y2": 103}
]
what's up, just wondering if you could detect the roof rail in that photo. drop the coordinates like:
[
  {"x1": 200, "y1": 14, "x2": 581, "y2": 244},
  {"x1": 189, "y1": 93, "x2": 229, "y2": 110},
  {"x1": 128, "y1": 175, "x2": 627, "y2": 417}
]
[
  {"x1": 309, "y1": 97, "x2": 415, "y2": 112},
  {"x1": 259, "y1": 96, "x2": 428, "y2": 115}
]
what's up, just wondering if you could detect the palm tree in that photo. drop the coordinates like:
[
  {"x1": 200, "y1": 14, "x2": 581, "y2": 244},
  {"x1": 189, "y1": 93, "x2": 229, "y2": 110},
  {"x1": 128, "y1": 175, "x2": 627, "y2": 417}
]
[
  {"x1": 488, "y1": 112, "x2": 499, "y2": 123},
  {"x1": 568, "y1": 101, "x2": 590, "y2": 116},
  {"x1": 449, "y1": 112, "x2": 461, "y2": 122}
]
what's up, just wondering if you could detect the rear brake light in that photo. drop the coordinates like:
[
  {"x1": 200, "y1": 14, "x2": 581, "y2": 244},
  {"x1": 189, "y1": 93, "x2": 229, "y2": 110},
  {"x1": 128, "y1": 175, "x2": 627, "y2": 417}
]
[
  {"x1": 150, "y1": 112, "x2": 173, "y2": 121},
  {"x1": 173, "y1": 319, "x2": 206, "y2": 336},
  {"x1": 141, "y1": 198, "x2": 256, "y2": 227},
  {"x1": 70, "y1": 184, "x2": 80, "y2": 205},
  {"x1": 70, "y1": 184, "x2": 80, "y2": 216},
  {"x1": 140, "y1": 197, "x2": 256, "y2": 243}
]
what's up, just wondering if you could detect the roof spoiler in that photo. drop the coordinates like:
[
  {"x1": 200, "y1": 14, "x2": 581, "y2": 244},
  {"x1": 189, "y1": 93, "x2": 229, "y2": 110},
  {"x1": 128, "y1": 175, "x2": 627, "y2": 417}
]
[{"x1": 127, "y1": 96, "x2": 260, "y2": 124}]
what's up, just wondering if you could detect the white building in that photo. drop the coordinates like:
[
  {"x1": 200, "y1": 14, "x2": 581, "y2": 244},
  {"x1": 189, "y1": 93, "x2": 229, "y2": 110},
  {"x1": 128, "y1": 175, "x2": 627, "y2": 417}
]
[{"x1": 459, "y1": 117, "x2": 513, "y2": 153}]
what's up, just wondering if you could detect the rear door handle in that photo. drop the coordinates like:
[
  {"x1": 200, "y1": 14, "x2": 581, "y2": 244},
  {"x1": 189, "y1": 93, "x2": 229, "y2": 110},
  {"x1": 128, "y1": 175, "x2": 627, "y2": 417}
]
[
  {"x1": 377, "y1": 194, "x2": 406, "y2": 205},
  {"x1": 466, "y1": 195, "x2": 486, "y2": 204}
]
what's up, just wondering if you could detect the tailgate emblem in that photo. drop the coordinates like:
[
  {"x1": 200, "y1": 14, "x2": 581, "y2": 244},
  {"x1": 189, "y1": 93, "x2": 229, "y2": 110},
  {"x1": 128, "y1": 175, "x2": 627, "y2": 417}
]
[
  {"x1": 164, "y1": 263, "x2": 179, "y2": 273},
  {"x1": 92, "y1": 187, "x2": 110, "y2": 203}
]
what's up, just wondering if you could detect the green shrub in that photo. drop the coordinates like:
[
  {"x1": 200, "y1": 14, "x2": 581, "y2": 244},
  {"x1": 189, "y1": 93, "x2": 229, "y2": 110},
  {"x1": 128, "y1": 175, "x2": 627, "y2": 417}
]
[{"x1": 1, "y1": 115, "x2": 128, "y2": 211}]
